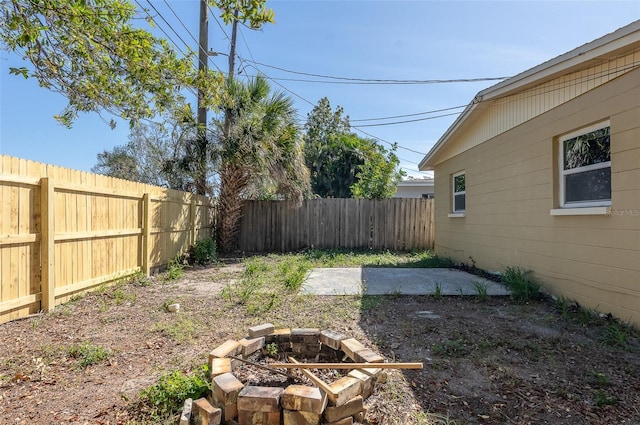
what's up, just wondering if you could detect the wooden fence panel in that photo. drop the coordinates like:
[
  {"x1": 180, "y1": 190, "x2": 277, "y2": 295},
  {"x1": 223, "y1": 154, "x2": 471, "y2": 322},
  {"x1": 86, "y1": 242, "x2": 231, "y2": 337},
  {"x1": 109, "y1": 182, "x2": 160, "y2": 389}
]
[
  {"x1": 237, "y1": 198, "x2": 434, "y2": 253},
  {"x1": 0, "y1": 155, "x2": 215, "y2": 324}
]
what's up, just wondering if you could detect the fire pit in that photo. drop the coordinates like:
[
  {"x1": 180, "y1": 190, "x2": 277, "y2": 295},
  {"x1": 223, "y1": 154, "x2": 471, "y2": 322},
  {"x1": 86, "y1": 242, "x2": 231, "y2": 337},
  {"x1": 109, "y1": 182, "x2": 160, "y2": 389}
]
[{"x1": 181, "y1": 323, "x2": 400, "y2": 425}]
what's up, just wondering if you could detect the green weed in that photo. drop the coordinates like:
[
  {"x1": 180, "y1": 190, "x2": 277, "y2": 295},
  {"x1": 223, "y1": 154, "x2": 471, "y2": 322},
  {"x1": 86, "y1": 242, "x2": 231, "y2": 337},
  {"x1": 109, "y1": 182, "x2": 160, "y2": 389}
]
[
  {"x1": 189, "y1": 237, "x2": 217, "y2": 265},
  {"x1": 472, "y1": 280, "x2": 489, "y2": 301},
  {"x1": 360, "y1": 295, "x2": 383, "y2": 311},
  {"x1": 590, "y1": 370, "x2": 611, "y2": 387},
  {"x1": 152, "y1": 316, "x2": 198, "y2": 344},
  {"x1": 593, "y1": 389, "x2": 617, "y2": 407},
  {"x1": 67, "y1": 341, "x2": 110, "y2": 369},
  {"x1": 605, "y1": 322, "x2": 633, "y2": 349},
  {"x1": 265, "y1": 342, "x2": 278, "y2": 357},
  {"x1": 432, "y1": 339, "x2": 470, "y2": 357},
  {"x1": 277, "y1": 257, "x2": 309, "y2": 290},
  {"x1": 502, "y1": 266, "x2": 542, "y2": 304},
  {"x1": 139, "y1": 365, "x2": 210, "y2": 420},
  {"x1": 433, "y1": 281, "x2": 443, "y2": 299},
  {"x1": 165, "y1": 256, "x2": 185, "y2": 280}
]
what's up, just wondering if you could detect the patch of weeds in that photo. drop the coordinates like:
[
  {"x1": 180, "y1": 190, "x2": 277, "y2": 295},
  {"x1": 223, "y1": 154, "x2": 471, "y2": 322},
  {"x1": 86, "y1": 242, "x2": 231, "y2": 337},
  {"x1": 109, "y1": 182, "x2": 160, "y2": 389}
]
[
  {"x1": 590, "y1": 370, "x2": 611, "y2": 387},
  {"x1": 575, "y1": 305, "x2": 603, "y2": 326},
  {"x1": 52, "y1": 305, "x2": 73, "y2": 317},
  {"x1": 131, "y1": 271, "x2": 152, "y2": 287},
  {"x1": 165, "y1": 256, "x2": 185, "y2": 281},
  {"x1": 265, "y1": 342, "x2": 278, "y2": 357},
  {"x1": 553, "y1": 296, "x2": 571, "y2": 319},
  {"x1": 67, "y1": 341, "x2": 110, "y2": 369},
  {"x1": 432, "y1": 339, "x2": 471, "y2": 358},
  {"x1": 414, "y1": 412, "x2": 459, "y2": 425},
  {"x1": 604, "y1": 321, "x2": 633, "y2": 349},
  {"x1": 360, "y1": 295, "x2": 383, "y2": 311},
  {"x1": 152, "y1": 316, "x2": 198, "y2": 344},
  {"x1": 246, "y1": 293, "x2": 279, "y2": 315},
  {"x1": 243, "y1": 257, "x2": 269, "y2": 276},
  {"x1": 502, "y1": 266, "x2": 542, "y2": 304},
  {"x1": 277, "y1": 257, "x2": 310, "y2": 290},
  {"x1": 433, "y1": 281, "x2": 443, "y2": 299},
  {"x1": 188, "y1": 237, "x2": 217, "y2": 265},
  {"x1": 593, "y1": 389, "x2": 618, "y2": 407},
  {"x1": 472, "y1": 280, "x2": 489, "y2": 301},
  {"x1": 112, "y1": 287, "x2": 136, "y2": 305},
  {"x1": 69, "y1": 293, "x2": 85, "y2": 303},
  {"x1": 138, "y1": 364, "x2": 210, "y2": 420}
]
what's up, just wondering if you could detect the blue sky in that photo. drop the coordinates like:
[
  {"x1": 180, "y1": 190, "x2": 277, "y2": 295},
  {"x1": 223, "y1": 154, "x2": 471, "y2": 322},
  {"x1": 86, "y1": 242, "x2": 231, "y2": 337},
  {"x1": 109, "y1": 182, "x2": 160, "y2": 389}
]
[{"x1": 1, "y1": 1, "x2": 638, "y2": 178}]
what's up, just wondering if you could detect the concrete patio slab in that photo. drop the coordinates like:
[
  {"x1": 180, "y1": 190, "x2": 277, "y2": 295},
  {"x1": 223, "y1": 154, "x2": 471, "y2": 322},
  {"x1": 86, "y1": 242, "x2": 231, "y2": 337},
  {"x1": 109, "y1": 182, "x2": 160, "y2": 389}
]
[{"x1": 301, "y1": 267, "x2": 510, "y2": 296}]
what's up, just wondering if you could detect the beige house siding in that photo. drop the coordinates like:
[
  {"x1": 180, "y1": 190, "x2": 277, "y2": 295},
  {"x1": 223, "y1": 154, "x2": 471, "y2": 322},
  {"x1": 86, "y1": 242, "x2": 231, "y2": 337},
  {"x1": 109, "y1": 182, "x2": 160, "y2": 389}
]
[
  {"x1": 434, "y1": 49, "x2": 640, "y2": 165},
  {"x1": 433, "y1": 67, "x2": 640, "y2": 325}
]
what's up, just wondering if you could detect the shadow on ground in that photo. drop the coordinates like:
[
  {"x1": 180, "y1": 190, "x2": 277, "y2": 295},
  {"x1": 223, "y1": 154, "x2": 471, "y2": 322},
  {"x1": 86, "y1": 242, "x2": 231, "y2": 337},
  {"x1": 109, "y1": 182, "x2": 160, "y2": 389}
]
[{"x1": 357, "y1": 294, "x2": 640, "y2": 424}]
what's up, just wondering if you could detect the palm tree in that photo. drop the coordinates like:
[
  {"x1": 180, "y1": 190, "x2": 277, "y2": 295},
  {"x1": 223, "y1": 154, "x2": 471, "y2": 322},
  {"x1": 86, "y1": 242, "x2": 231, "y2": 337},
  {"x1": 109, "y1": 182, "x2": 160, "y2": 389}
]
[{"x1": 215, "y1": 76, "x2": 310, "y2": 252}]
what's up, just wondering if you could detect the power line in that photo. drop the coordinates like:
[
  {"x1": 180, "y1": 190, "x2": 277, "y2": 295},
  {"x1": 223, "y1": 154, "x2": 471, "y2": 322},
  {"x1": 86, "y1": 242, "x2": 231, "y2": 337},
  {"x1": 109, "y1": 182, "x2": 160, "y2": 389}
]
[
  {"x1": 162, "y1": 0, "x2": 223, "y2": 73},
  {"x1": 353, "y1": 111, "x2": 462, "y2": 127},
  {"x1": 350, "y1": 105, "x2": 466, "y2": 122},
  {"x1": 206, "y1": 3, "x2": 231, "y2": 41},
  {"x1": 241, "y1": 59, "x2": 511, "y2": 85}
]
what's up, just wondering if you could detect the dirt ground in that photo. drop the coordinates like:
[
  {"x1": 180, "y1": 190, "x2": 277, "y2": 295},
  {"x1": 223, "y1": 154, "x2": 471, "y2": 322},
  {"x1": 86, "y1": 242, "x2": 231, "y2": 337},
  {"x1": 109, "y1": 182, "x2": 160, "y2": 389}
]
[{"x1": 0, "y1": 262, "x2": 638, "y2": 425}]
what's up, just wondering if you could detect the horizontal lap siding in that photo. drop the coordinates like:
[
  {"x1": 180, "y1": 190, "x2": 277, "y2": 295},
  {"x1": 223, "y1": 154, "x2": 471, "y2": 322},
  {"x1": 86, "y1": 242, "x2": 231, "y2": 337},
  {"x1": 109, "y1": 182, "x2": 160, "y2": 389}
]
[{"x1": 433, "y1": 67, "x2": 640, "y2": 325}]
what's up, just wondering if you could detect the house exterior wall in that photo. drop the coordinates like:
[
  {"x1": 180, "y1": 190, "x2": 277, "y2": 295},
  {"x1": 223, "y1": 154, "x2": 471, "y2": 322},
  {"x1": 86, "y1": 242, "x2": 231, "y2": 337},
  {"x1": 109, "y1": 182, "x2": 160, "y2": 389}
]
[
  {"x1": 432, "y1": 67, "x2": 640, "y2": 325},
  {"x1": 392, "y1": 183, "x2": 434, "y2": 198},
  {"x1": 434, "y1": 50, "x2": 640, "y2": 165}
]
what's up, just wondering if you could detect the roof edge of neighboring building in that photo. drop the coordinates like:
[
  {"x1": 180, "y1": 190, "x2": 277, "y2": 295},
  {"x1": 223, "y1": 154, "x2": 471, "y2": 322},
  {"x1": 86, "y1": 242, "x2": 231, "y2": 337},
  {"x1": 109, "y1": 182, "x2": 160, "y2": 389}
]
[{"x1": 419, "y1": 20, "x2": 640, "y2": 171}]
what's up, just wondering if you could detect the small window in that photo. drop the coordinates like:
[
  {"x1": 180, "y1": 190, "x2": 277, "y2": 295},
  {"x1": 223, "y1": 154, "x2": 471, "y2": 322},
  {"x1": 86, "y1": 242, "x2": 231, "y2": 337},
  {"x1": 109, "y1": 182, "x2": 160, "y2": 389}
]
[
  {"x1": 452, "y1": 171, "x2": 465, "y2": 213},
  {"x1": 560, "y1": 122, "x2": 611, "y2": 208}
]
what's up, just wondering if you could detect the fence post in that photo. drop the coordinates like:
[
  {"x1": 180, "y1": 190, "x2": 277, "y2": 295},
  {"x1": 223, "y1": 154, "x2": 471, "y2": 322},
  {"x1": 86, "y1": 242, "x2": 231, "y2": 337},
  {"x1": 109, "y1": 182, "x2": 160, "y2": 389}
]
[
  {"x1": 40, "y1": 177, "x2": 55, "y2": 312},
  {"x1": 142, "y1": 193, "x2": 151, "y2": 277},
  {"x1": 189, "y1": 196, "x2": 196, "y2": 247}
]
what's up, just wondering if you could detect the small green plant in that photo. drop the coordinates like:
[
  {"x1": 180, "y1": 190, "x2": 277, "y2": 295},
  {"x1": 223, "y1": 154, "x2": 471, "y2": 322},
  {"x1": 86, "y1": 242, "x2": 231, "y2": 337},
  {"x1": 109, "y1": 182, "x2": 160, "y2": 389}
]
[
  {"x1": 433, "y1": 281, "x2": 443, "y2": 299},
  {"x1": 131, "y1": 271, "x2": 152, "y2": 287},
  {"x1": 152, "y1": 316, "x2": 197, "y2": 344},
  {"x1": 139, "y1": 365, "x2": 210, "y2": 420},
  {"x1": 189, "y1": 237, "x2": 217, "y2": 265},
  {"x1": 605, "y1": 321, "x2": 632, "y2": 349},
  {"x1": 590, "y1": 370, "x2": 610, "y2": 387},
  {"x1": 265, "y1": 342, "x2": 278, "y2": 357},
  {"x1": 554, "y1": 296, "x2": 571, "y2": 319},
  {"x1": 166, "y1": 256, "x2": 185, "y2": 280},
  {"x1": 593, "y1": 389, "x2": 618, "y2": 407},
  {"x1": 277, "y1": 258, "x2": 309, "y2": 290},
  {"x1": 113, "y1": 287, "x2": 136, "y2": 305},
  {"x1": 472, "y1": 280, "x2": 489, "y2": 301},
  {"x1": 67, "y1": 341, "x2": 110, "y2": 369},
  {"x1": 360, "y1": 295, "x2": 383, "y2": 311},
  {"x1": 502, "y1": 266, "x2": 542, "y2": 304},
  {"x1": 432, "y1": 339, "x2": 470, "y2": 357}
]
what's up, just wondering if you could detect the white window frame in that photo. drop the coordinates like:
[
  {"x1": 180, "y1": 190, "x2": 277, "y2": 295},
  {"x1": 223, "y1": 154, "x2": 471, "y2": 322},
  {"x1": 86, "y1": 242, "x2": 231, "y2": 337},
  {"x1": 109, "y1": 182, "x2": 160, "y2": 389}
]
[
  {"x1": 558, "y1": 121, "x2": 611, "y2": 209},
  {"x1": 452, "y1": 171, "x2": 466, "y2": 214}
]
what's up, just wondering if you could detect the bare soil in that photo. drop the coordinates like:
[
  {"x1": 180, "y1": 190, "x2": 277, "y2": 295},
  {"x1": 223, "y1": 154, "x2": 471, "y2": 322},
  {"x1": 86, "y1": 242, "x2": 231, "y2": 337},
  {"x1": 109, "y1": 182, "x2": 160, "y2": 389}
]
[{"x1": 0, "y1": 262, "x2": 639, "y2": 425}]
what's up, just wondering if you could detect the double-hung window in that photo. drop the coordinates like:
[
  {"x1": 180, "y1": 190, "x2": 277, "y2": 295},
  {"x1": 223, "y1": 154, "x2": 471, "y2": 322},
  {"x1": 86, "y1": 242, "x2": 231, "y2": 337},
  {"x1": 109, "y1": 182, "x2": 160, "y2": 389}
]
[
  {"x1": 559, "y1": 121, "x2": 611, "y2": 208},
  {"x1": 452, "y1": 171, "x2": 466, "y2": 213}
]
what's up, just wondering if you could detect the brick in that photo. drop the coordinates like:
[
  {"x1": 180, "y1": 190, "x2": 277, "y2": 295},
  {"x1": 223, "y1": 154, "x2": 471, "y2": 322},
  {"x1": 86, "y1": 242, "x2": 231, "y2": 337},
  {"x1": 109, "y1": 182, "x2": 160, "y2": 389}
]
[
  {"x1": 340, "y1": 338, "x2": 366, "y2": 361},
  {"x1": 291, "y1": 342, "x2": 321, "y2": 357},
  {"x1": 179, "y1": 398, "x2": 192, "y2": 425},
  {"x1": 324, "y1": 417, "x2": 353, "y2": 425},
  {"x1": 283, "y1": 409, "x2": 321, "y2": 425},
  {"x1": 239, "y1": 337, "x2": 265, "y2": 356},
  {"x1": 281, "y1": 385, "x2": 327, "y2": 414},
  {"x1": 319, "y1": 329, "x2": 348, "y2": 350},
  {"x1": 212, "y1": 372, "x2": 244, "y2": 421},
  {"x1": 319, "y1": 345, "x2": 345, "y2": 362},
  {"x1": 237, "y1": 410, "x2": 281, "y2": 425},
  {"x1": 192, "y1": 397, "x2": 222, "y2": 425},
  {"x1": 265, "y1": 328, "x2": 291, "y2": 344},
  {"x1": 248, "y1": 323, "x2": 275, "y2": 338},
  {"x1": 210, "y1": 357, "x2": 232, "y2": 377},
  {"x1": 290, "y1": 328, "x2": 320, "y2": 344},
  {"x1": 238, "y1": 386, "x2": 284, "y2": 413},
  {"x1": 353, "y1": 349, "x2": 385, "y2": 364},
  {"x1": 209, "y1": 340, "x2": 241, "y2": 361},
  {"x1": 347, "y1": 370, "x2": 375, "y2": 399},
  {"x1": 327, "y1": 376, "x2": 362, "y2": 406},
  {"x1": 323, "y1": 395, "x2": 363, "y2": 422}
]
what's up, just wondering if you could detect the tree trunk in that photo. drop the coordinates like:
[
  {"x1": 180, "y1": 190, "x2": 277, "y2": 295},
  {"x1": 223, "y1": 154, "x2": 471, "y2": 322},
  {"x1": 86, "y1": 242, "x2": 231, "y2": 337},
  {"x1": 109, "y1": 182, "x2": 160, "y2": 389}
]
[{"x1": 217, "y1": 163, "x2": 249, "y2": 253}]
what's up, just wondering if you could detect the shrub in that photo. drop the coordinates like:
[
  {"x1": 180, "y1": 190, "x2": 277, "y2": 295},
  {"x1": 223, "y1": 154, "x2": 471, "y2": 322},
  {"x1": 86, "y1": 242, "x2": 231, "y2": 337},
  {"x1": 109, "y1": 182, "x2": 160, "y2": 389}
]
[
  {"x1": 139, "y1": 365, "x2": 210, "y2": 419},
  {"x1": 189, "y1": 237, "x2": 217, "y2": 265},
  {"x1": 502, "y1": 266, "x2": 542, "y2": 304}
]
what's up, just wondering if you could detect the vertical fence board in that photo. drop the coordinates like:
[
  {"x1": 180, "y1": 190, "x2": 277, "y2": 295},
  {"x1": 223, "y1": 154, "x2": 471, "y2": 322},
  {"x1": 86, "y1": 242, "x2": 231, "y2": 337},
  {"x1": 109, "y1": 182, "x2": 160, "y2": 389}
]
[{"x1": 236, "y1": 198, "x2": 434, "y2": 253}]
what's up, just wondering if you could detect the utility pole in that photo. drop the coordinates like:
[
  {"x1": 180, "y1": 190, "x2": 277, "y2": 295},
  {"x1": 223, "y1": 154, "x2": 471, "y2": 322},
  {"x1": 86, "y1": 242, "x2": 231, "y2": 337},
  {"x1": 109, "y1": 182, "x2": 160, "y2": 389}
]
[
  {"x1": 195, "y1": 0, "x2": 209, "y2": 195},
  {"x1": 223, "y1": 8, "x2": 239, "y2": 138}
]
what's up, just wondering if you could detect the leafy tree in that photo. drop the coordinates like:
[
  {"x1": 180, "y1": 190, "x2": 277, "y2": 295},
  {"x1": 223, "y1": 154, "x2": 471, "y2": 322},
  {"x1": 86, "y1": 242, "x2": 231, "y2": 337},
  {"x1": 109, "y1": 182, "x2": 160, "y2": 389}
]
[
  {"x1": 92, "y1": 117, "x2": 210, "y2": 193},
  {"x1": 303, "y1": 98, "x2": 403, "y2": 199},
  {"x1": 0, "y1": 0, "x2": 273, "y2": 128},
  {"x1": 351, "y1": 142, "x2": 405, "y2": 199},
  {"x1": 214, "y1": 76, "x2": 310, "y2": 252}
]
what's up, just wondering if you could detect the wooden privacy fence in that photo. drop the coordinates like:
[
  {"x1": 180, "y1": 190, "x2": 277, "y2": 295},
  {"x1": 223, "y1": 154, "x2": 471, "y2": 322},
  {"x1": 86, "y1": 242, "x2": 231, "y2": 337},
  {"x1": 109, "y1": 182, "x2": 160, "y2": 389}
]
[
  {"x1": 237, "y1": 198, "x2": 434, "y2": 252},
  {"x1": 0, "y1": 155, "x2": 215, "y2": 324}
]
